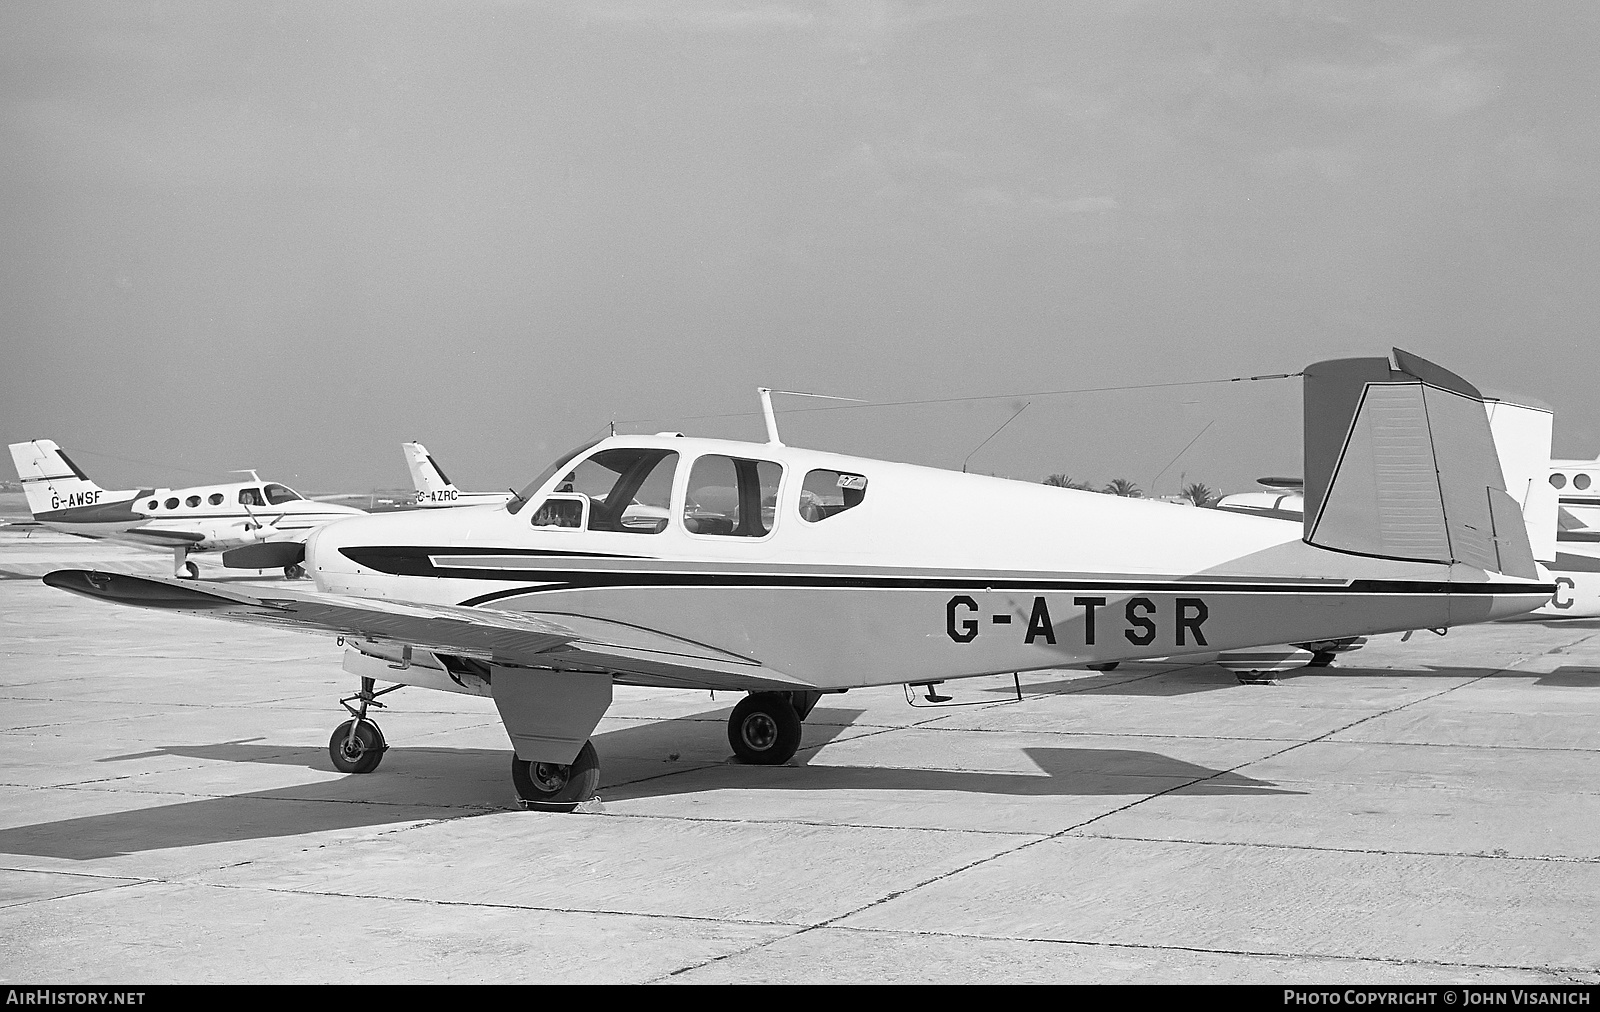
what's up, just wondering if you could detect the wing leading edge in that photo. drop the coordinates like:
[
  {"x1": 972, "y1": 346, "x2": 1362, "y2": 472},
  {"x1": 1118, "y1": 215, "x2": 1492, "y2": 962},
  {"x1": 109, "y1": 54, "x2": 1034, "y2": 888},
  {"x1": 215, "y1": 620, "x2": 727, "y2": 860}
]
[{"x1": 40, "y1": 569, "x2": 810, "y2": 692}]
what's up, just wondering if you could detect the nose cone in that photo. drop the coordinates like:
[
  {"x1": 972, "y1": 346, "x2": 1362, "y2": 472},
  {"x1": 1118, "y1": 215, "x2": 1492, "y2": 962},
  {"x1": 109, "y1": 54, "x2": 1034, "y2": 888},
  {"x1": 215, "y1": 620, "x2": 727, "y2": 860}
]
[{"x1": 305, "y1": 506, "x2": 498, "y2": 587}]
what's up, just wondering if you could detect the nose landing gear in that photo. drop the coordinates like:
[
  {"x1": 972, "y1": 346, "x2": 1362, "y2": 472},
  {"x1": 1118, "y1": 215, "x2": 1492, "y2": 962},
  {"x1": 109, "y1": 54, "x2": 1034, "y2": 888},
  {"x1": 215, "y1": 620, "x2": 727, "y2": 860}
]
[{"x1": 328, "y1": 676, "x2": 401, "y2": 774}]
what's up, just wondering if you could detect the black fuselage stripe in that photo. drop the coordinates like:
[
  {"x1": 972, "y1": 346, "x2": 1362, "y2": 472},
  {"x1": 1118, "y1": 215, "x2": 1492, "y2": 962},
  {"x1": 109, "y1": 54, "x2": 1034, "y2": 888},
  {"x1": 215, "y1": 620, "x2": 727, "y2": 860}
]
[
  {"x1": 336, "y1": 547, "x2": 1553, "y2": 606},
  {"x1": 455, "y1": 580, "x2": 1553, "y2": 608}
]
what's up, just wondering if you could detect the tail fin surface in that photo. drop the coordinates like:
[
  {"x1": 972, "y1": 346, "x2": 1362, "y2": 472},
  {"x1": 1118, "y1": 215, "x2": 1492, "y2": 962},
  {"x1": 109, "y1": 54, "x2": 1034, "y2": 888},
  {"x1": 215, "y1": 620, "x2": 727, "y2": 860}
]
[
  {"x1": 7, "y1": 439, "x2": 113, "y2": 517},
  {"x1": 1484, "y1": 397, "x2": 1557, "y2": 565},
  {"x1": 403, "y1": 442, "x2": 458, "y2": 497},
  {"x1": 1302, "y1": 350, "x2": 1537, "y2": 579}
]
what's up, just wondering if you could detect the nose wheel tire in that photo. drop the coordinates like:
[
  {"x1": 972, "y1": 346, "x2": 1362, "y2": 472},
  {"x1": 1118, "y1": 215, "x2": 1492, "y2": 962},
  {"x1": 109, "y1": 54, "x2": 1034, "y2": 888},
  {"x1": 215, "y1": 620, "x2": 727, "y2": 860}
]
[
  {"x1": 511, "y1": 740, "x2": 600, "y2": 811},
  {"x1": 329, "y1": 719, "x2": 386, "y2": 773},
  {"x1": 728, "y1": 693, "x2": 803, "y2": 765}
]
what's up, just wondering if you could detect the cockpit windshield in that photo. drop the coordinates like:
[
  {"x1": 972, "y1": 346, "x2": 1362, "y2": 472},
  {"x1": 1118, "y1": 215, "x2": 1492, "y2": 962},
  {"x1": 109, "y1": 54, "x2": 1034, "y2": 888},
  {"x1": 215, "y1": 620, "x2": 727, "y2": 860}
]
[
  {"x1": 263, "y1": 484, "x2": 302, "y2": 504},
  {"x1": 508, "y1": 438, "x2": 603, "y2": 515}
]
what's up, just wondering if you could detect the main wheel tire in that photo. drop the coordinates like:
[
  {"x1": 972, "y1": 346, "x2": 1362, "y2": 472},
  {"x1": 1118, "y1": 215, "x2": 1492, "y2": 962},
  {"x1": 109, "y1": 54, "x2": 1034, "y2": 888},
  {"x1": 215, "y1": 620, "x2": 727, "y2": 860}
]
[
  {"x1": 329, "y1": 719, "x2": 386, "y2": 774},
  {"x1": 284, "y1": 563, "x2": 307, "y2": 580},
  {"x1": 727, "y1": 693, "x2": 803, "y2": 765},
  {"x1": 181, "y1": 561, "x2": 200, "y2": 579},
  {"x1": 511, "y1": 740, "x2": 600, "y2": 810},
  {"x1": 1307, "y1": 650, "x2": 1336, "y2": 668}
]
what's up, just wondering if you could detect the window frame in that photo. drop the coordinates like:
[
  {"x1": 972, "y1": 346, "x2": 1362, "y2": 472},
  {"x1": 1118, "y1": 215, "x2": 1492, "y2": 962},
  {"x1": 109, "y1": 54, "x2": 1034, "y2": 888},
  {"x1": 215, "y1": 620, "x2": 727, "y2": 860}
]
[
  {"x1": 527, "y1": 492, "x2": 589, "y2": 531},
  {"x1": 681, "y1": 453, "x2": 785, "y2": 541},
  {"x1": 797, "y1": 468, "x2": 869, "y2": 524}
]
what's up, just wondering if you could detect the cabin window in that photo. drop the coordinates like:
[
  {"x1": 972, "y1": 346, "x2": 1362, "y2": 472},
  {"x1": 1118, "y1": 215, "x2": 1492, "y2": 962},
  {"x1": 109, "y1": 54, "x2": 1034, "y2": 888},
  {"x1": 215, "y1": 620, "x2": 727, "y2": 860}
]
[
  {"x1": 685, "y1": 454, "x2": 783, "y2": 537},
  {"x1": 799, "y1": 469, "x2": 868, "y2": 523},
  {"x1": 264, "y1": 484, "x2": 301, "y2": 504},
  {"x1": 559, "y1": 448, "x2": 678, "y2": 534},
  {"x1": 530, "y1": 496, "x2": 584, "y2": 529},
  {"x1": 146, "y1": 500, "x2": 158, "y2": 510},
  {"x1": 185, "y1": 495, "x2": 201, "y2": 508},
  {"x1": 1552, "y1": 473, "x2": 1568, "y2": 489},
  {"x1": 164, "y1": 497, "x2": 179, "y2": 509},
  {"x1": 1578, "y1": 474, "x2": 1593, "y2": 491},
  {"x1": 208, "y1": 493, "x2": 224, "y2": 506},
  {"x1": 239, "y1": 488, "x2": 265, "y2": 506}
]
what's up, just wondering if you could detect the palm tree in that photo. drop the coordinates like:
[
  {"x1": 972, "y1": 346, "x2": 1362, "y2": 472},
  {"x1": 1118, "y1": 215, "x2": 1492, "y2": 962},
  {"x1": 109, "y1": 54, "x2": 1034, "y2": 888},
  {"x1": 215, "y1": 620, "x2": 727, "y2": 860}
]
[
  {"x1": 1180, "y1": 481, "x2": 1218, "y2": 507},
  {"x1": 1043, "y1": 474, "x2": 1094, "y2": 490},
  {"x1": 1103, "y1": 478, "x2": 1142, "y2": 498}
]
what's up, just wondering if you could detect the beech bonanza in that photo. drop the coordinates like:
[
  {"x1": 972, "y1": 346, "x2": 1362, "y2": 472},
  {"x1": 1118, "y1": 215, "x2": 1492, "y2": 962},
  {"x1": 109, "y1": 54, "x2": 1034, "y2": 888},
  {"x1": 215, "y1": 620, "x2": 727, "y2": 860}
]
[
  {"x1": 45, "y1": 352, "x2": 1555, "y2": 809},
  {"x1": 10, "y1": 439, "x2": 364, "y2": 578}
]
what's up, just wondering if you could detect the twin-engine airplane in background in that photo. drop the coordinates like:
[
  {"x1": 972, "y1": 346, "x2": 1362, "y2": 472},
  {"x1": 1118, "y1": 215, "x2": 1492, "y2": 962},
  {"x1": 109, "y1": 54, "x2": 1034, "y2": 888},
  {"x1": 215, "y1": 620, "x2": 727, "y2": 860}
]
[
  {"x1": 404, "y1": 441, "x2": 513, "y2": 508},
  {"x1": 9, "y1": 439, "x2": 365, "y2": 578},
  {"x1": 45, "y1": 351, "x2": 1555, "y2": 810}
]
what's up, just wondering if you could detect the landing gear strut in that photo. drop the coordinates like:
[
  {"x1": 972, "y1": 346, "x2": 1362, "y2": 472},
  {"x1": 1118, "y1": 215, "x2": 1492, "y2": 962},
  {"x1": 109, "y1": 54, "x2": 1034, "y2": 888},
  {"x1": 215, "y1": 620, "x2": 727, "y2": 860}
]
[
  {"x1": 511, "y1": 740, "x2": 601, "y2": 811},
  {"x1": 727, "y1": 691, "x2": 812, "y2": 765},
  {"x1": 328, "y1": 676, "x2": 400, "y2": 774}
]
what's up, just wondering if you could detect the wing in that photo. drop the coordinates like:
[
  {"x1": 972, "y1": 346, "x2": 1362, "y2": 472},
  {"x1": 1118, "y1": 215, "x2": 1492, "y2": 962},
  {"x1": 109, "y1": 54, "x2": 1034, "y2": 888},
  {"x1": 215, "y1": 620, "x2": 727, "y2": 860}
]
[{"x1": 42, "y1": 569, "x2": 810, "y2": 691}]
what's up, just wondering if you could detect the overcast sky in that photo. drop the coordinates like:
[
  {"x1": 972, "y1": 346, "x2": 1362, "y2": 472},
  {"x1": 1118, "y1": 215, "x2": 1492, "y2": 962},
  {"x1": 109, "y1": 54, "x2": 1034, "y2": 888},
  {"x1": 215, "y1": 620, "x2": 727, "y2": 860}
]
[{"x1": 4, "y1": 2, "x2": 1597, "y2": 496}]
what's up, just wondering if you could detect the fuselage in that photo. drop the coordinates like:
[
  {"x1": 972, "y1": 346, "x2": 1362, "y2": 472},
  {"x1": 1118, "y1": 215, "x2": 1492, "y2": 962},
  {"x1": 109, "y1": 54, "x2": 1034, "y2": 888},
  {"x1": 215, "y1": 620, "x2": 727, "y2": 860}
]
[
  {"x1": 35, "y1": 479, "x2": 364, "y2": 552},
  {"x1": 304, "y1": 434, "x2": 1552, "y2": 691}
]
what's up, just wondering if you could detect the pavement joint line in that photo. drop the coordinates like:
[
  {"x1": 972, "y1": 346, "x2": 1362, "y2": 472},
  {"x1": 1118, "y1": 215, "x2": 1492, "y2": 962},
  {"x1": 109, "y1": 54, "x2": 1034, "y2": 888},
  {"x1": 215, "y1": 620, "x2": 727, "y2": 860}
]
[
  {"x1": 1065, "y1": 830, "x2": 1600, "y2": 864},
  {"x1": 1315, "y1": 737, "x2": 1600, "y2": 753},
  {"x1": 655, "y1": 814, "x2": 1075, "y2": 979},
  {"x1": 1034, "y1": 658, "x2": 1538, "y2": 843},
  {"x1": 0, "y1": 876, "x2": 160, "y2": 913},
  {"x1": 25, "y1": 781, "x2": 511, "y2": 811},
  {"x1": 556, "y1": 806, "x2": 1046, "y2": 838},
  {"x1": 0, "y1": 864, "x2": 155, "y2": 884},
  {"x1": 188, "y1": 878, "x2": 802, "y2": 928},
  {"x1": 811, "y1": 923, "x2": 1600, "y2": 978},
  {"x1": 657, "y1": 655, "x2": 1569, "y2": 979}
]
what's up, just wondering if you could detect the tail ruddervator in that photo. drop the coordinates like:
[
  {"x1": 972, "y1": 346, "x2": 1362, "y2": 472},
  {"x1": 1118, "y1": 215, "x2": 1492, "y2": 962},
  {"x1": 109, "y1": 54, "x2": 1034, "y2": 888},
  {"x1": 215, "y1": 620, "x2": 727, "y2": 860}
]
[
  {"x1": 403, "y1": 442, "x2": 512, "y2": 508},
  {"x1": 44, "y1": 349, "x2": 1553, "y2": 809},
  {"x1": 1301, "y1": 351, "x2": 1541, "y2": 607}
]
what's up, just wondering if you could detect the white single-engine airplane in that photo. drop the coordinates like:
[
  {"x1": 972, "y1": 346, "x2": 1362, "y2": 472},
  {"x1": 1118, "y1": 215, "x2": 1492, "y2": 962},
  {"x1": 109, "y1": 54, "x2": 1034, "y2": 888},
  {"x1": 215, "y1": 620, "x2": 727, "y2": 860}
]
[
  {"x1": 10, "y1": 439, "x2": 366, "y2": 578},
  {"x1": 403, "y1": 441, "x2": 514, "y2": 509},
  {"x1": 1531, "y1": 456, "x2": 1600, "y2": 617},
  {"x1": 44, "y1": 351, "x2": 1555, "y2": 809}
]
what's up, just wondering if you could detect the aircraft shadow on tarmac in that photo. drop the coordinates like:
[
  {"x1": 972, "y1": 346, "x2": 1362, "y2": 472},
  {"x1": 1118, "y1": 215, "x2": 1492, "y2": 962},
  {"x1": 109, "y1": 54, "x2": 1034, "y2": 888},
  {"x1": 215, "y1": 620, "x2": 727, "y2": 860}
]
[
  {"x1": 975, "y1": 664, "x2": 1235, "y2": 698},
  {"x1": 0, "y1": 707, "x2": 1290, "y2": 860},
  {"x1": 1533, "y1": 665, "x2": 1600, "y2": 687}
]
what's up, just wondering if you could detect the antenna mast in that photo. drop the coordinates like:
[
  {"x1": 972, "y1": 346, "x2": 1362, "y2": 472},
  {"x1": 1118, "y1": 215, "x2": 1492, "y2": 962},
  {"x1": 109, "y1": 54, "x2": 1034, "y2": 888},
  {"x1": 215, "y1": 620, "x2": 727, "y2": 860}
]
[{"x1": 755, "y1": 388, "x2": 866, "y2": 446}]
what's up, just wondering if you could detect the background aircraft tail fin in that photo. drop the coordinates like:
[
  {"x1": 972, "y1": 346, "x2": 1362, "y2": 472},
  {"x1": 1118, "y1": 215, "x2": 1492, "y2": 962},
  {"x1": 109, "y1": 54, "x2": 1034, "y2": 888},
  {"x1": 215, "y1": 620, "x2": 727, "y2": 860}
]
[
  {"x1": 7, "y1": 439, "x2": 109, "y2": 517},
  {"x1": 1302, "y1": 350, "x2": 1538, "y2": 578},
  {"x1": 403, "y1": 442, "x2": 457, "y2": 496},
  {"x1": 1485, "y1": 396, "x2": 1557, "y2": 565}
]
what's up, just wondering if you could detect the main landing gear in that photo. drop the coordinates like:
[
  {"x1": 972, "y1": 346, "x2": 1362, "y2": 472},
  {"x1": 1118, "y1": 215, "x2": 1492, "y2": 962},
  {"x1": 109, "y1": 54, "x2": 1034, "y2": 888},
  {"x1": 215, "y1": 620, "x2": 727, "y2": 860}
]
[
  {"x1": 511, "y1": 741, "x2": 602, "y2": 810},
  {"x1": 328, "y1": 676, "x2": 401, "y2": 774},
  {"x1": 727, "y1": 691, "x2": 822, "y2": 766},
  {"x1": 173, "y1": 548, "x2": 199, "y2": 579}
]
